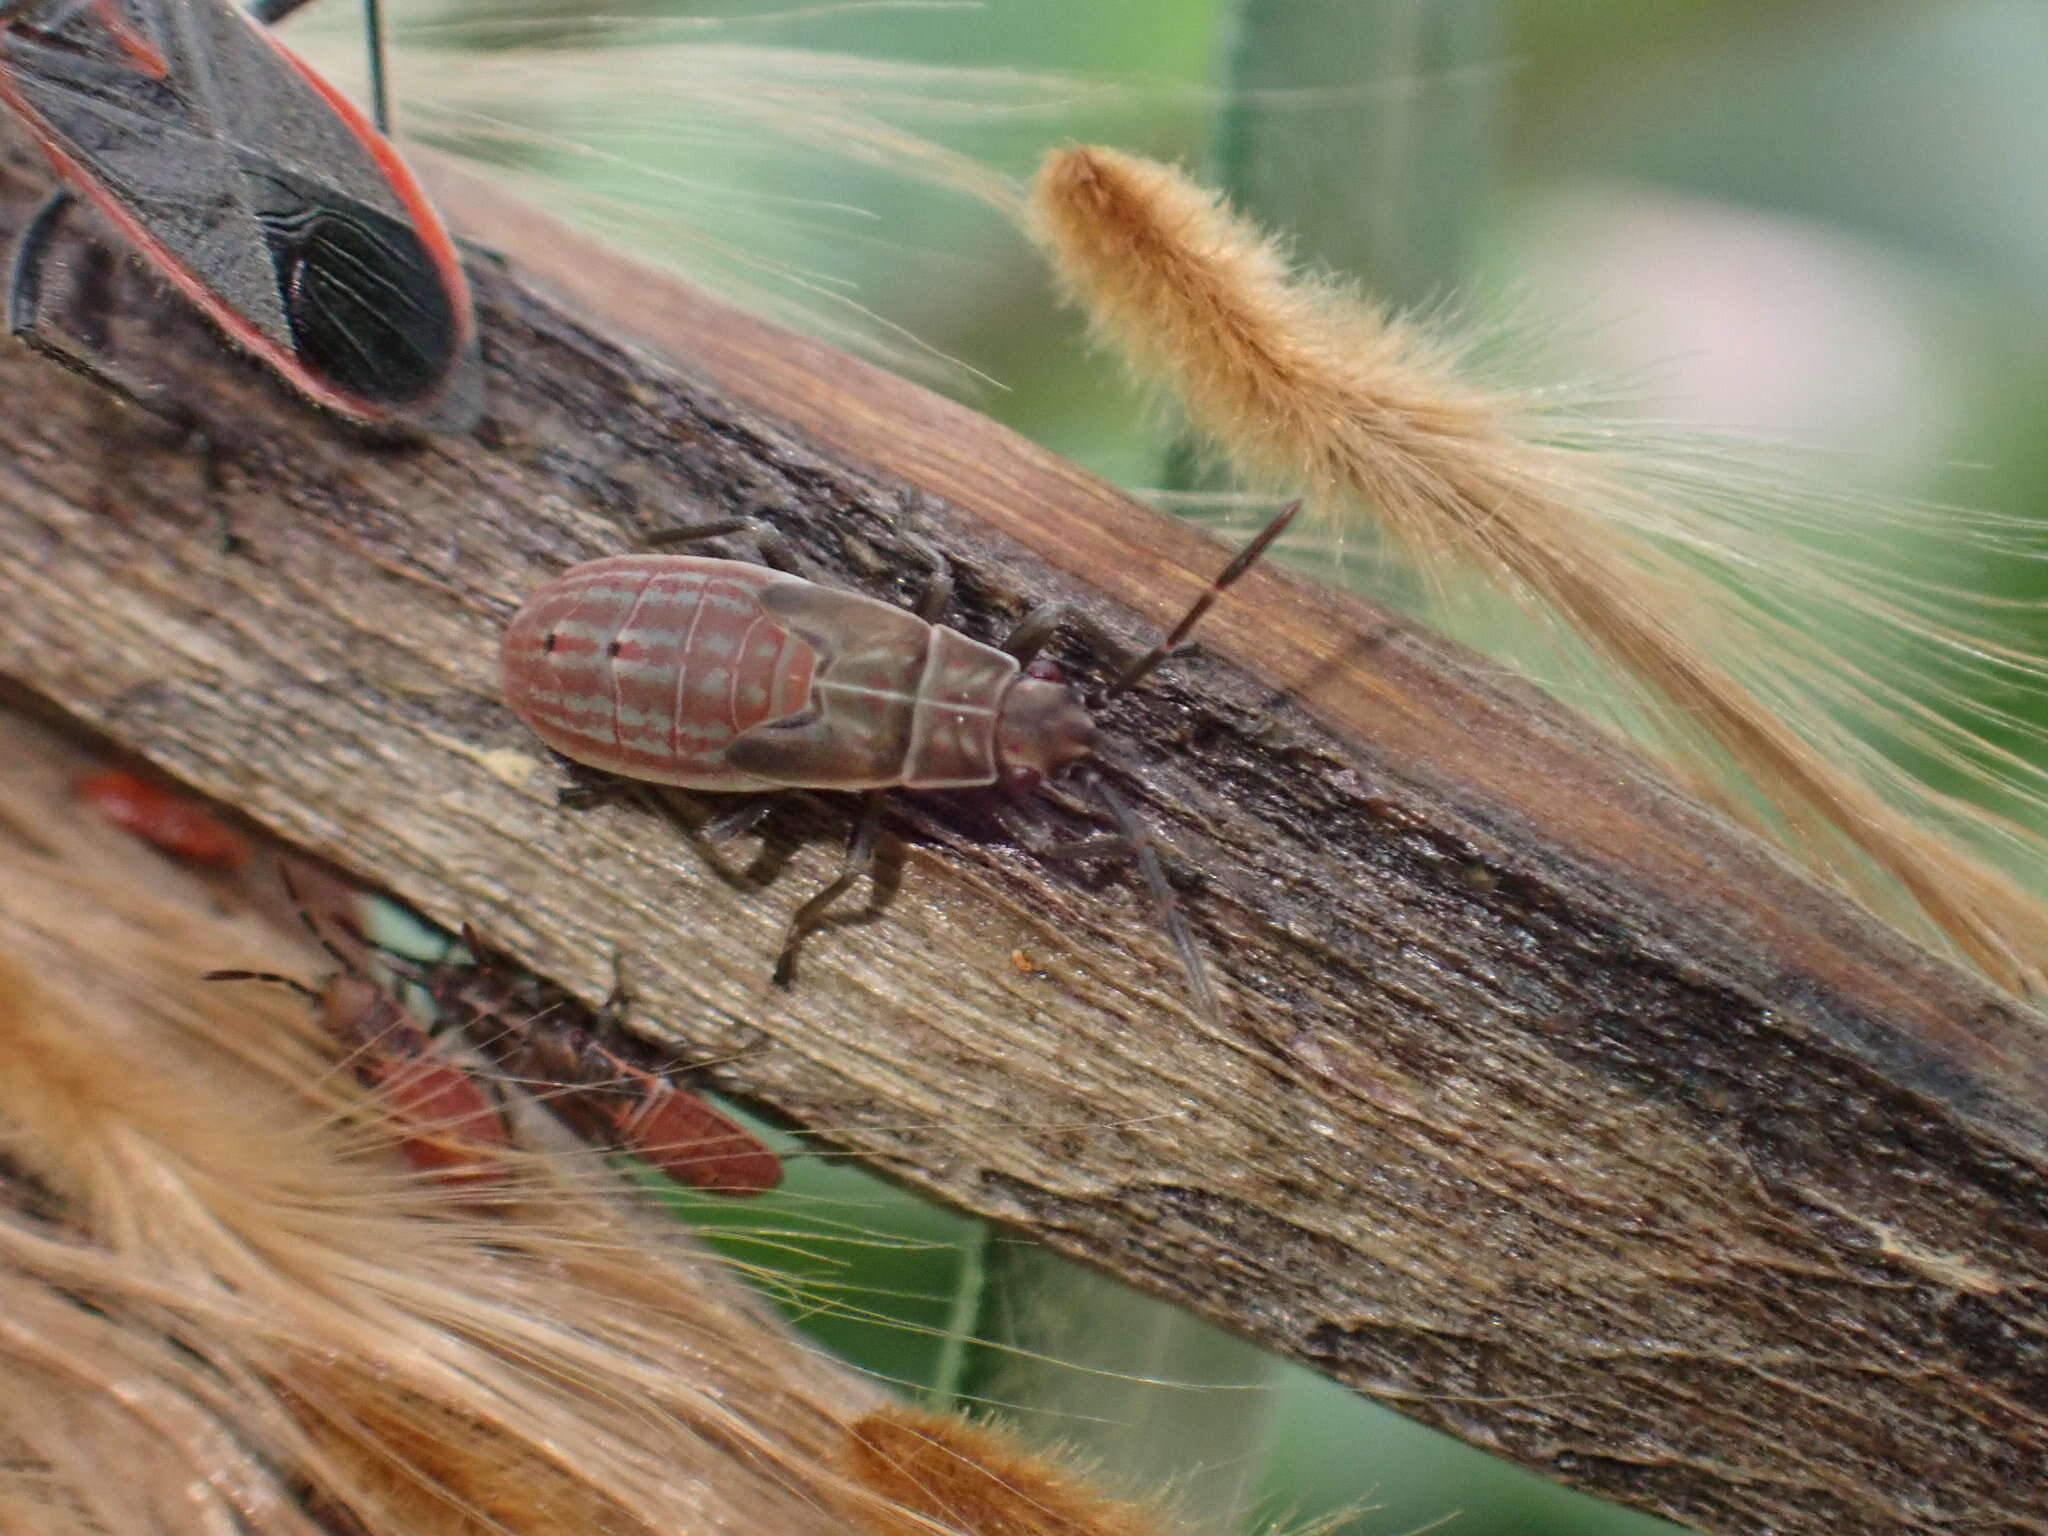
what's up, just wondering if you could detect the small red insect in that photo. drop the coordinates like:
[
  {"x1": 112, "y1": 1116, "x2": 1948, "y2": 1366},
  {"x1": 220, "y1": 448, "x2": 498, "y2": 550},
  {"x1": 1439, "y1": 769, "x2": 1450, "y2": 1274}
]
[
  {"x1": 383, "y1": 927, "x2": 783, "y2": 1198},
  {"x1": 499, "y1": 502, "x2": 1299, "y2": 1015},
  {"x1": 211, "y1": 873, "x2": 777, "y2": 1195},
  {"x1": 76, "y1": 768, "x2": 249, "y2": 868},
  {"x1": 0, "y1": 0, "x2": 480, "y2": 431},
  {"x1": 204, "y1": 959, "x2": 512, "y2": 1189}
]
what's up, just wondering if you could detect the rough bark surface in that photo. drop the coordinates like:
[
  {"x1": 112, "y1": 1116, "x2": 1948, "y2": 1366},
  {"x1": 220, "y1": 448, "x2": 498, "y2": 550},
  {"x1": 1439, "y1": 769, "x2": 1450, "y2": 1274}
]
[{"x1": 0, "y1": 137, "x2": 2043, "y2": 1536}]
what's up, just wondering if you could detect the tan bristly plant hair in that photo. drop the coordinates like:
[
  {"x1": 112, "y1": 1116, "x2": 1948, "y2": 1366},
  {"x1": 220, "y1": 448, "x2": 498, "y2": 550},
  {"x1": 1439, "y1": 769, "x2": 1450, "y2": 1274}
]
[
  {"x1": 282, "y1": 1, "x2": 1131, "y2": 376},
  {"x1": 1029, "y1": 144, "x2": 2048, "y2": 998},
  {"x1": 0, "y1": 736, "x2": 1197, "y2": 1536},
  {"x1": 841, "y1": 1406, "x2": 1193, "y2": 1536}
]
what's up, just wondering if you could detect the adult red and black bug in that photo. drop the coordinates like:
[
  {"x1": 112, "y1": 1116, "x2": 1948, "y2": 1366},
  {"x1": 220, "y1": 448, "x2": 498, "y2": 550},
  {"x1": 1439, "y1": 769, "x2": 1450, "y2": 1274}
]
[
  {"x1": 380, "y1": 925, "x2": 784, "y2": 1198},
  {"x1": 499, "y1": 501, "x2": 1300, "y2": 1020},
  {"x1": 0, "y1": 0, "x2": 481, "y2": 432}
]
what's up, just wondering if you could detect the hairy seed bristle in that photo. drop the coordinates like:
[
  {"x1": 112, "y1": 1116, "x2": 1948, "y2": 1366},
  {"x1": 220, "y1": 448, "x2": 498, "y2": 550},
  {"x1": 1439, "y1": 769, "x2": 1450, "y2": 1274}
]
[
  {"x1": 841, "y1": 1406, "x2": 1181, "y2": 1536},
  {"x1": 0, "y1": 728, "x2": 1200, "y2": 1536},
  {"x1": 1030, "y1": 144, "x2": 2048, "y2": 998}
]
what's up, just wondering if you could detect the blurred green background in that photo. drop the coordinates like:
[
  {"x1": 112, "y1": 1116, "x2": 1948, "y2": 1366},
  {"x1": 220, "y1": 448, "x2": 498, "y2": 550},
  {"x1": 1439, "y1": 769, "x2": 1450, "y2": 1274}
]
[{"x1": 310, "y1": 1, "x2": 2047, "y2": 1530}]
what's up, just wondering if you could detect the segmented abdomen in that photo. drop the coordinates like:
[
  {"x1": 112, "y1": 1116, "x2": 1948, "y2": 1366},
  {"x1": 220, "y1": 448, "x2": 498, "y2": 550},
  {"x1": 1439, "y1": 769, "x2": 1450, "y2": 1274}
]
[{"x1": 501, "y1": 555, "x2": 817, "y2": 790}]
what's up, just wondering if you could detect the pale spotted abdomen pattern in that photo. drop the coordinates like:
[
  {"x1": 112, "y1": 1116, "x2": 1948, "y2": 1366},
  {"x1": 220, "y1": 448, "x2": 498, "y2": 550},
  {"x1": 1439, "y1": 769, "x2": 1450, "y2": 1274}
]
[{"x1": 501, "y1": 555, "x2": 819, "y2": 790}]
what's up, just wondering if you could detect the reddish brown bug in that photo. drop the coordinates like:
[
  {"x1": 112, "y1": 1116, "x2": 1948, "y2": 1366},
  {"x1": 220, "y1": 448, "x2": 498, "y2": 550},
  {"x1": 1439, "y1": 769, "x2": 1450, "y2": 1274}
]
[
  {"x1": 216, "y1": 873, "x2": 779, "y2": 1196},
  {"x1": 76, "y1": 768, "x2": 249, "y2": 868},
  {"x1": 205, "y1": 922, "x2": 512, "y2": 1189},
  {"x1": 499, "y1": 501, "x2": 1299, "y2": 1017},
  {"x1": 377, "y1": 926, "x2": 784, "y2": 1198}
]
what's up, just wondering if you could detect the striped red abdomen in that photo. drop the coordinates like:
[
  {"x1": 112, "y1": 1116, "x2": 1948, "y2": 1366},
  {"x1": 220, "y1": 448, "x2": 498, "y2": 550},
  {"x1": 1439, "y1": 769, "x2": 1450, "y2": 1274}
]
[{"x1": 501, "y1": 556, "x2": 817, "y2": 790}]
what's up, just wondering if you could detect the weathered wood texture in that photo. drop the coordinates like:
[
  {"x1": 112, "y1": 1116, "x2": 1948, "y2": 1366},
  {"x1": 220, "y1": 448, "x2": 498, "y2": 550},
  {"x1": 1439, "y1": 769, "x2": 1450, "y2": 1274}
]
[{"x1": 0, "y1": 135, "x2": 2044, "y2": 1536}]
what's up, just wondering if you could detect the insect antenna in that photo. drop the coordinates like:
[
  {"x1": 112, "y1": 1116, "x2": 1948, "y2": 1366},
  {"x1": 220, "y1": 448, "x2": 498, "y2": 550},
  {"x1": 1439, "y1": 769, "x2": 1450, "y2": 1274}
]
[
  {"x1": 1080, "y1": 771, "x2": 1222, "y2": 1030},
  {"x1": 1092, "y1": 499, "x2": 1299, "y2": 706},
  {"x1": 201, "y1": 866, "x2": 388, "y2": 995},
  {"x1": 199, "y1": 967, "x2": 319, "y2": 1001}
]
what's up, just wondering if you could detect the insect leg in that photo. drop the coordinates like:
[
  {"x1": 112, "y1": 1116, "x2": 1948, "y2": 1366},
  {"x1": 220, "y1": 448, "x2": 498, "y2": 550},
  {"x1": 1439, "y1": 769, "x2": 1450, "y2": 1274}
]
[
  {"x1": 361, "y1": 0, "x2": 389, "y2": 134},
  {"x1": 1001, "y1": 602, "x2": 1067, "y2": 664},
  {"x1": 1085, "y1": 775, "x2": 1223, "y2": 1030},
  {"x1": 899, "y1": 534, "x2": 953, "y2": 621},
  {"x1": 643, "y1": 516, "x2": 753, "y2": 546},
  {"x1": 8, "y1": 191, "x2": 181, "y2": 424},
  {"x1": 644, "y1": 517, "x2": 808, "y2": 575},
  {"x1": 200, "y1": 968, "x2": 320, "y2": 1001},
  {"x1": 550, "y1": 754, "x2": 652, "y2": 811},
  {"x1": 554, "y1": 755, "x2": 775, "y2": 844},
  {"x1": 244, "y1": 0, "x2": 325, "y2": 23},
  {"x1": 556, "y1": 777, "x2": 635, "y2": 810},
  {"x1": 9, "y1": 187, "x2": 239, "y2": 548},
  {"x1": 699, "y1": 796, "x2": 778, "y2": 843},
  {"x1": 247, "y1": 0, "x2": 386, "y2": 124},
  {"x1": 1038, "y1": 830, "x2": 1139, "y2": 861},
  {"x1": 992, "y1": 793, "x2": 1137, "y2": 866},
  {"x1": 772, "y1": 791, "x2": 885, "y2": 985},
  {"x1": 992, "y1": 785, "x2": 1221, "y2": 1024}
]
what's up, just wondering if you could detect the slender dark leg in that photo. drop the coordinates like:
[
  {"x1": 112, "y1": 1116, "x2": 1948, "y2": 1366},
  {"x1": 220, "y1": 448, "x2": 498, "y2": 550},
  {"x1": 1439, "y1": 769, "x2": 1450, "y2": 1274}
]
[
  {"x1": 559, "y1": 776, "x2": 771, "y2": 839},
  {"x1": 9, "y1": 190, "x2": 186, "y2": 426},
  {"x1": 1000, "y1": 778, "x2": 1224, "y2": 1028},
  {"x1": 900, "y1": 533, "x2": 952, "y2": 621},
  {"x1": 555, "y1": 762, "x2": 776, "y2": 843},
  {"x1": 9, "y1": 188, "x2": 238, "y2": 548},
  {"x1": 245, "y1": 0, "x2": 322, "y2": 22},
  {"x1": 1001, "y1": 601, "x2": 1066, "y2": 665},
  {"x1": 992, "y1": 794, "x2": 1138, "y2": 866},
  {"x1": 645, "y1": 517, "x2": 807, "y2": 575},
  {"x1": 1040, "y1": 830, "x2": 1138, "y2": 861},
  {"x1": 200, "y1": 967, "x2": 319, "y2": 999},
  {"x1": 1089, "y1": 776, "x2": 1221, "y2": 1028},
  {"x1": 248, "y1": 0, "x2": 384, "y2": 128},
  {"x1": 698, "y1": 796, "x2": 778, "y2": 843},
  {"x1": 555, "y1": 769, "x2": 638, "y2": 811},
  {"x1": 360, "y1": 0, "x2": 389, "y2": 135},
  {"x1": 11, "y1": 192, "x2": 78, "y2": 341},
  {"x1": 773, "y1": 791, "x2": 885, "y2": 985},
  {"x1": 649, "y1": 516, "x2": 951, "y2": 629}
]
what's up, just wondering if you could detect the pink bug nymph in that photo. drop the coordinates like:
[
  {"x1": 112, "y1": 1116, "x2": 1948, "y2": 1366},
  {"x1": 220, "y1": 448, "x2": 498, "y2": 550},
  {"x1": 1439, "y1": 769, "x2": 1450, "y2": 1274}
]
[{"x1": 500, "y1": 504, "x2": 1298, "y2": 1014}]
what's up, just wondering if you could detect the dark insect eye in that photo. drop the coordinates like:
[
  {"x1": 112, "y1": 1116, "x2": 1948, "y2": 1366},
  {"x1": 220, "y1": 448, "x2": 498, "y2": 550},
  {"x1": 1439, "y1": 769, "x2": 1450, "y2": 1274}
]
[
  {"x1": 607, "y1": 640, "x2": 622, "y2": 657},
  {"x1": 542, "y1": 632, "x2": 559, "y2": 653}
]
